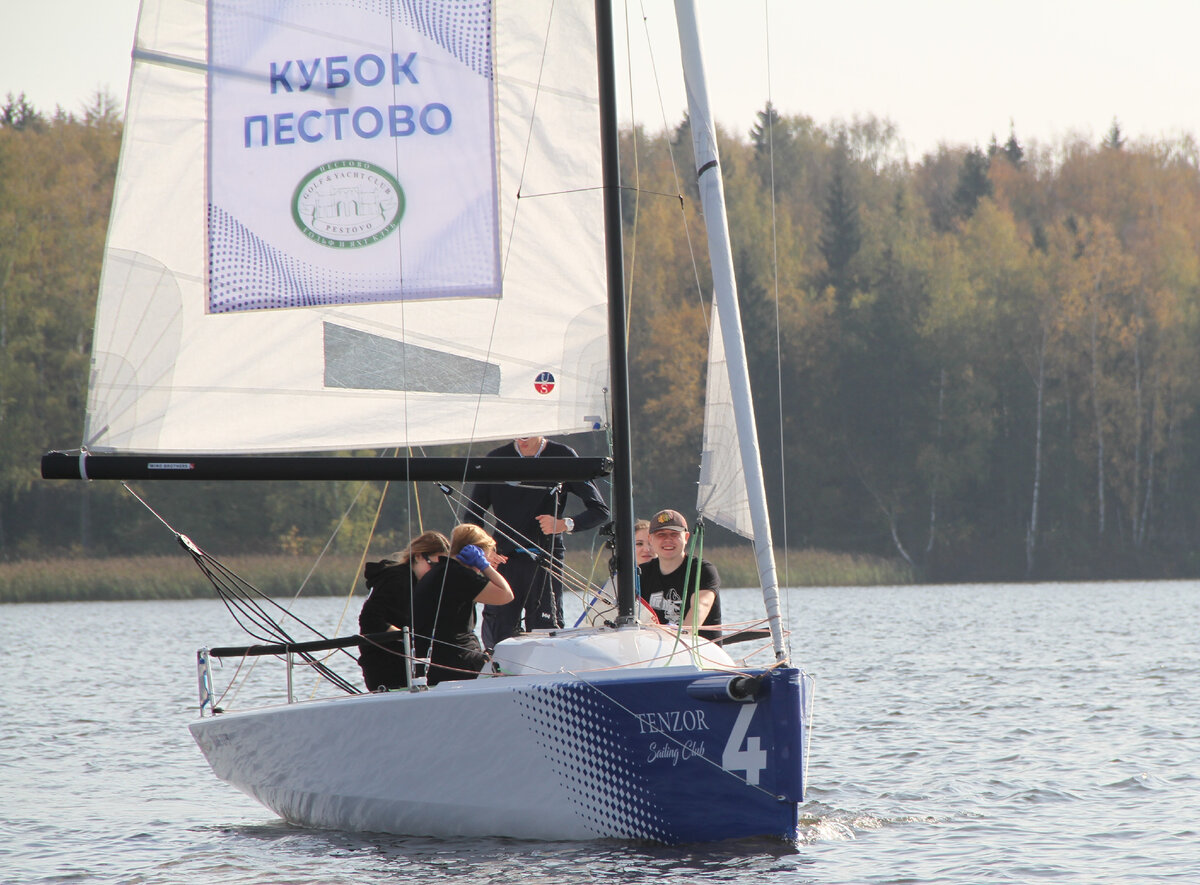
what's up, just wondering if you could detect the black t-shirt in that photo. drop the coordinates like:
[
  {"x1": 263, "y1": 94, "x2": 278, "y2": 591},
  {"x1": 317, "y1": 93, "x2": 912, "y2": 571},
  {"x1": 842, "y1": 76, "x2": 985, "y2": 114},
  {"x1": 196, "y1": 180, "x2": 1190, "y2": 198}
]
[
  {"x1": 413, "y1": 558, "x2": 489, "y2": 683},
  {"x1": 639, "y1": 556, "x2": 723, "y2": 641},
  {"x1": 357, "y1": 560, "x2": 415, "y2": 690}
]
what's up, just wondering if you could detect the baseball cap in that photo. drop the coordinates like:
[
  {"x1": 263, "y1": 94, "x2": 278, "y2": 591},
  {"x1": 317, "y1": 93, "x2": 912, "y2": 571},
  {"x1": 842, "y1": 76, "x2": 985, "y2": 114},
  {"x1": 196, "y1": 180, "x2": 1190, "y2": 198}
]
[{"x1": 649, "y1": 509, "x2": 688, "y2": 533}]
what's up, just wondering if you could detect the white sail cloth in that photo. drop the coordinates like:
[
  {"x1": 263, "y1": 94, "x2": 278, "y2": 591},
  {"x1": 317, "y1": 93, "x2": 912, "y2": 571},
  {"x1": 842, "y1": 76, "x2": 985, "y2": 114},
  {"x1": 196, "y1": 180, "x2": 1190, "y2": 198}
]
[
  {"x1": 85, "y1": 0, "x2": 607, "y2": 453},
  {"x1": 697, "y1": 300, "x2": 753, "y2": 535}
]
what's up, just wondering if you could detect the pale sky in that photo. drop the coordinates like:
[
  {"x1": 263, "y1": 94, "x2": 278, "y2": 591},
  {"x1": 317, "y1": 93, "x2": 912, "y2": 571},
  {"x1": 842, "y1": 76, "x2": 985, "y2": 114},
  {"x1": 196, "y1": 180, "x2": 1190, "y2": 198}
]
[{"x1": 2, "y1": 0, "x2": 1196, "y2": 159}]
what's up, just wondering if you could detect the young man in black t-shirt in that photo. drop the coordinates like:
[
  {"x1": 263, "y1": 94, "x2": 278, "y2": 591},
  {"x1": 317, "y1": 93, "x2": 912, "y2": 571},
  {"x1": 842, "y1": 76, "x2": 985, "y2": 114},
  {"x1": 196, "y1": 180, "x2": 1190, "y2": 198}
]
[{"x1": 638, "y1": 509, "x2": 722, "y2": 641}]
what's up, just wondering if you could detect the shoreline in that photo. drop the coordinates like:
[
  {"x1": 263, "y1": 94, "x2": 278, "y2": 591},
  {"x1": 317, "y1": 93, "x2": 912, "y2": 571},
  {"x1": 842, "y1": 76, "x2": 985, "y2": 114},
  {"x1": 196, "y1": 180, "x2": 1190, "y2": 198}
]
[{"x1": 0, "y1": 548, "x2": 912, "y2": 604}]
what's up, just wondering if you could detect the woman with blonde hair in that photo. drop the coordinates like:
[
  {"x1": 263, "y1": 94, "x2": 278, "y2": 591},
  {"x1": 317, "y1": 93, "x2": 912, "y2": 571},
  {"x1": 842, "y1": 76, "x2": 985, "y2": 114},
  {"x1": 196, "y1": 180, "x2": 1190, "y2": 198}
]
[
  {"x1": 413, "y1": 524, "x2": 513, "y2": 685},
  {"x1": 580, "y1": 518, "x2": 658, "y2": 627},
  {"x1": 634, "y1": 518, "x2": 656, "y2": 565},
  {"x1": 358, "y1": 530, "x2": 450, "y2": 691}
]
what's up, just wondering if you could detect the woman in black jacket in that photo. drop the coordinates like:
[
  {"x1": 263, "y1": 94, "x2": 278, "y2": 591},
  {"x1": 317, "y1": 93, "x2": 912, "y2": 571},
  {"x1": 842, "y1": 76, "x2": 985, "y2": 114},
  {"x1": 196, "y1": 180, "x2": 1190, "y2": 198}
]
[{"x1": 358, "y1": 530, "x2": 450, "y2": 691}]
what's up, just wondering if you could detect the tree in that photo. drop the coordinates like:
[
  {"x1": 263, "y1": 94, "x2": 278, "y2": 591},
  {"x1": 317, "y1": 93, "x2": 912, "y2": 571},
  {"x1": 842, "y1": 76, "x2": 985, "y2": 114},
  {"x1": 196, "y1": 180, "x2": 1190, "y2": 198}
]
[
  {"x1": 990, "y1": 123, "x2": 1024, "y2": 170},
  {"x1": 952, "y1": 147, "x2": 993, "y2": 222},
  {"x1": 1103, "y1": 118, "x2": 1125, "y2": 151},
  {"x1": 818, "y1": 134, "x2": 862, "y2": 298},
  {"x1": 749, "y1": 102, "x2": 781, "y2": 155},
  {"x1": 915, "y1": 146, "x2": 965, "y2": 234},
  {"x1": 0, "y1": 93, "x2": 45, "y2": 131},
  {"x1": 0, "y1": 93, "x2": 128, "y2": 556}
]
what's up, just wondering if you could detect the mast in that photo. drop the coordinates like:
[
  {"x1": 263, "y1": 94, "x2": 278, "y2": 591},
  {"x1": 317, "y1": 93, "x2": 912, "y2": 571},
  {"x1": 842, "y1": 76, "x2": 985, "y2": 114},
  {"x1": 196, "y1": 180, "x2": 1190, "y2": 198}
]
[
  {"x1": 674, "y1": 1, "x2": 788, "y2": 661},
  {"x1": 594, "y1": 0, "x2": 637, "y2": 622}
]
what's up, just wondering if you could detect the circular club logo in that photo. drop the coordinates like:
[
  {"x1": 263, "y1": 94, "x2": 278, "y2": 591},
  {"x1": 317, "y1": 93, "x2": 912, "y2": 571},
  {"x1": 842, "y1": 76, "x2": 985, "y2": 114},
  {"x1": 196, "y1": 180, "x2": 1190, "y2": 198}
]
[
  {"x1": 292, "y1": 160, "x2": 405, "y2": 248},
  {"x1": 534, "y1": 371, "x2": 556, "y2": 394}
]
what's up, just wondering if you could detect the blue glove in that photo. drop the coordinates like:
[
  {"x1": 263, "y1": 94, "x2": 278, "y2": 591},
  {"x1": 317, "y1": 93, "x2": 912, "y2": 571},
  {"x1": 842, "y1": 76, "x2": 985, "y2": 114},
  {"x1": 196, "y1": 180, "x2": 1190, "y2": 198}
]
[{"x1": 454, "y1": 544, "x2": 490, "y2": 571}]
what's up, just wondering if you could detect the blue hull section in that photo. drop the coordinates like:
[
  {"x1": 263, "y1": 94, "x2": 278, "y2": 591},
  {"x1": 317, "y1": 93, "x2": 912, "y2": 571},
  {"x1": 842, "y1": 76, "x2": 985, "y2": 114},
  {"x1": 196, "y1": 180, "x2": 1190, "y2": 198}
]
[{"x1": 513, "y1": 666, "x2": 810, "y2": 843}]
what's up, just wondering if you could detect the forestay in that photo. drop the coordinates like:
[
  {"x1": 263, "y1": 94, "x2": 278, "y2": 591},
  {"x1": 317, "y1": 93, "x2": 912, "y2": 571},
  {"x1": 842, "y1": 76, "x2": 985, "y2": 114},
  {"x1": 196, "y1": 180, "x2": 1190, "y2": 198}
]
[{"x1": 86, "y1": 0, "x2": 608, "y2": 454}]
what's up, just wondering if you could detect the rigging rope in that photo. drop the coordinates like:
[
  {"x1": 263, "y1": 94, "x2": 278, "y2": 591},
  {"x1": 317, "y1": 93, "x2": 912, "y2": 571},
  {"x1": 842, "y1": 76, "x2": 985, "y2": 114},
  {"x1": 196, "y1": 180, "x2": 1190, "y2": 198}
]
[
  {"x1": 183, "y1": 540, "x2": 361, "y2": 695},
  {"x1": 315, "y1": 470, "x2": 399, "y2": 699},
  {"x1": 436, "y1": 483, "x2": 613, "y2": 612},
  {"x1": 120, "y1": 483, "x2": 362, "y2": 697}
]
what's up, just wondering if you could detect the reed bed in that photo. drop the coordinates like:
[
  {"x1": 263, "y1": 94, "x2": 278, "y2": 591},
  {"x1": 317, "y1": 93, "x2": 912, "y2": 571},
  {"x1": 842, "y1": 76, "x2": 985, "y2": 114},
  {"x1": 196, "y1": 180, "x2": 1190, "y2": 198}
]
[
  {"x1": 0, "y1": 554, "x2": 365, "y2": 604},
  {"x1": 0, "y1": 547, "x2": 911, "y2": 604},
  {"x1": 701, "y1": 546, "x2": 915, "y2": 588}
]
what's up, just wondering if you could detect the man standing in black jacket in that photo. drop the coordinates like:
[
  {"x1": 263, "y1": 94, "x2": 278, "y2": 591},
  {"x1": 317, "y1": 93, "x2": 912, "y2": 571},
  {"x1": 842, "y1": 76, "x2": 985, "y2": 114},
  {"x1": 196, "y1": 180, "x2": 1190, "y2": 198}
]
[{"x1": 464, "y1": 435, "x2": 610, "y2": 649}]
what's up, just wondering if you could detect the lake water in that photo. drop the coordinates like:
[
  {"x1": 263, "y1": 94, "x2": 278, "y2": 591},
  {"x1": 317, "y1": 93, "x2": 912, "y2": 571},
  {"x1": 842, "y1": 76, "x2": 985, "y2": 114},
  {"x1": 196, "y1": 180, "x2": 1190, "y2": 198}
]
[{"x1": 3, "y1": 581, "x2": 1198, "y2": 883}]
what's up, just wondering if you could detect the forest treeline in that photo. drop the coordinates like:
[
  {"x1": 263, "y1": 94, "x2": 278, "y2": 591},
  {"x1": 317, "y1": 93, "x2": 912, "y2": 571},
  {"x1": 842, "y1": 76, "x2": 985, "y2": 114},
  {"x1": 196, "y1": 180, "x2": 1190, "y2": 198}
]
[
  {"x1": 623, "y1": 108, "x2": 1200, "y2": 580},
  {"x1": 3, "y1": 93, "x2": 1200, "y2": 580}
]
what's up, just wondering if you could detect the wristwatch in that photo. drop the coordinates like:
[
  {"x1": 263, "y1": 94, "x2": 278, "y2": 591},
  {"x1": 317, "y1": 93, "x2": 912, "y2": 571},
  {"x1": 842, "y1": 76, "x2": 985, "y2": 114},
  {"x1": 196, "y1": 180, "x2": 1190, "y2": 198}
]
[{"x1": 562, "y1": 517, "x2": 575, "y2": 533}]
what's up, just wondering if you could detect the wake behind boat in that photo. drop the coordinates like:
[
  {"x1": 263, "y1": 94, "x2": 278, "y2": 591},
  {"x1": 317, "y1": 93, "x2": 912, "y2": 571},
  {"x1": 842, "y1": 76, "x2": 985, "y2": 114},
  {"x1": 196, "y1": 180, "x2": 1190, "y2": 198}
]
[{"x1": 42, "y1": 0, "x2": 814, "y2": 844}]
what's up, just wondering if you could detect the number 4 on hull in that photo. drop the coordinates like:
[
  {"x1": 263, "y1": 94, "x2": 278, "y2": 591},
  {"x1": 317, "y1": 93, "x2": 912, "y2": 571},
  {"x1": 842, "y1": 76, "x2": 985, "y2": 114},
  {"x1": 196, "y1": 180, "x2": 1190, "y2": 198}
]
[{"x1": 722, "y1": 703, "x2": 769, "y2": 785}]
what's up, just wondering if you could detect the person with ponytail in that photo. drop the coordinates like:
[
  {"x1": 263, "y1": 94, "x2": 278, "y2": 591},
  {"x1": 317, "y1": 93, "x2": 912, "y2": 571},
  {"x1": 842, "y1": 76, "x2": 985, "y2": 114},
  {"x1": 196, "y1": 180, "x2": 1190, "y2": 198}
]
[
  {"x1": 358, "y1": 530, "x2": 451, "y2": 691},
  {"x1": 412, "y1": 524, "x2": 514, "y2": 685}
]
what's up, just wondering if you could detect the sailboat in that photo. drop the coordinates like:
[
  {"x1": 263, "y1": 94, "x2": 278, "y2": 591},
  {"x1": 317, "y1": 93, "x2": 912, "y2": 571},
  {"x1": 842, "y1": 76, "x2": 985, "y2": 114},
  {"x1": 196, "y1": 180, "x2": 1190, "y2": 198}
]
[{"x1": 42, "y1": 0, "x2": 814, "y2": 843}]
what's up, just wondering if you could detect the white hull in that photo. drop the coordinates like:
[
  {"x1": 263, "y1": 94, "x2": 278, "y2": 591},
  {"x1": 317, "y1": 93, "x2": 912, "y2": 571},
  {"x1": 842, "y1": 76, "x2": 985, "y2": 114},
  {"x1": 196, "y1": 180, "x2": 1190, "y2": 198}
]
[{"x1": 191, "y1": 628, "x2": 812, "y2": 843}]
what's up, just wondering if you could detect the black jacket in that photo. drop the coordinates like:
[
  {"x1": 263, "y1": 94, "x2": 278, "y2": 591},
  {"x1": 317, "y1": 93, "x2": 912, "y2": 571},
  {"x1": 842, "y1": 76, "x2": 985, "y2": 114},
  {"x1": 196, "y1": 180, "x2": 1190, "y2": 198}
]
[
  {"x1": 463, "y1": 440, "x2": 610, "y2": 555},
  {"x1": 357, "y1": 559, "x2": 416, "y2": 690}
]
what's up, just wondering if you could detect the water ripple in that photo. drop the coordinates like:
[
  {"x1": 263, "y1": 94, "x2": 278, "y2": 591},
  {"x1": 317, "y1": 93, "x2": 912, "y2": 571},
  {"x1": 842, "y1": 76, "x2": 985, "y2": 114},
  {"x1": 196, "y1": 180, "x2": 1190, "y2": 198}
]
[{"x1": 4, "y1": 585, "x2": 1200, "y2": 883}]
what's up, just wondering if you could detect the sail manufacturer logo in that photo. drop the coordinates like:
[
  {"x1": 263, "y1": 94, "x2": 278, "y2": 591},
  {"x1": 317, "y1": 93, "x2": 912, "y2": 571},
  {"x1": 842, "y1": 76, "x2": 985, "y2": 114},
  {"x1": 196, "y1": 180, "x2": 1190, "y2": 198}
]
[
  {"x1": 534, "y1": 372, "x2": 555, "y2": 394},
  {"x1": 292, "y1": 160, "x2": 404, "y2": 248}
]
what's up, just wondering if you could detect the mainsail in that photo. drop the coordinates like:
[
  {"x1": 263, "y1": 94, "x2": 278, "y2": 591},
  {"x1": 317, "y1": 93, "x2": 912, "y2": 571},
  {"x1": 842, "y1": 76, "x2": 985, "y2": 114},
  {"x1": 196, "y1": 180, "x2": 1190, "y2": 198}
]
[{"x1": 86, "y1": 0, "x2": 608, "y2": 454}]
